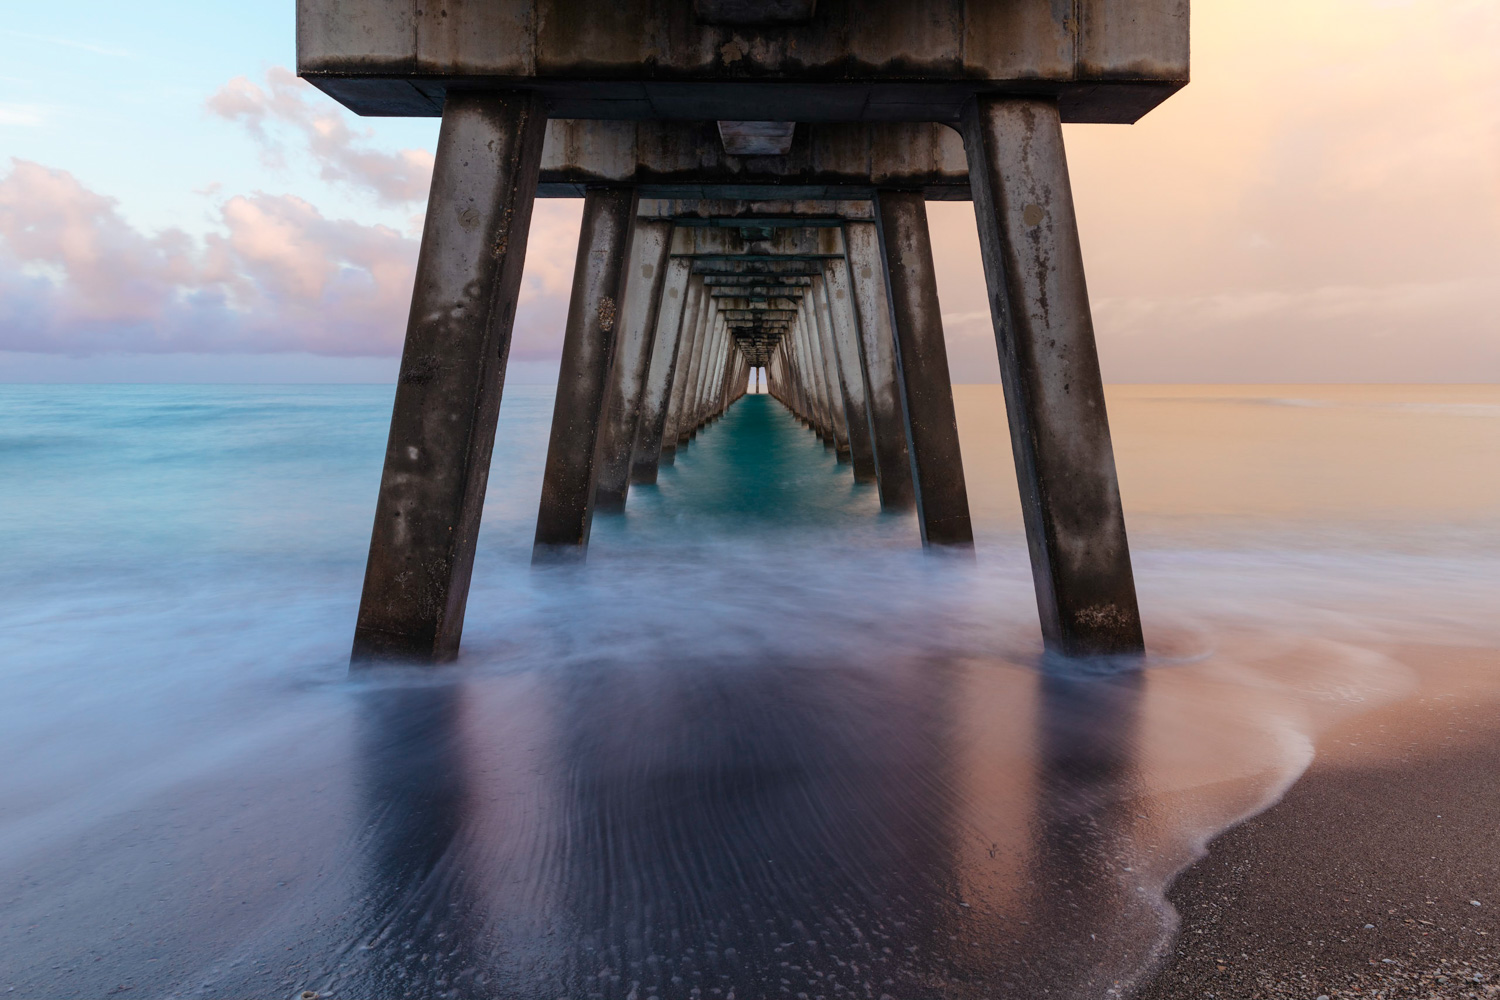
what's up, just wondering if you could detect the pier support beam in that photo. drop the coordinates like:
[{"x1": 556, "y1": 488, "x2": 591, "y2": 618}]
[
  {"x1": 962, "y1": 96, "x2": 1144, "y2": 657},
  {"x1": 811, "y1": 280, "x2": 851, "y2": 461},
  {"x1": 874, "y1": 191, "x2": 974, "y2": 547},
  {"x1": 593, "y1": 218, "x2": 672, "y2": 511},
  {"x1": 630, "y1": 259, "x2": 692, "y2": 484},
  {"x1": 351, "y1": 92, "x2": 546, "y2": 664},
  {"x1": 660, "y1": 278, "x2": 705, "y2": 465},
  {"x1": 674, "y1": 298, "x2": 713, "y2": 447},
  {"x1": 844, "y1": 223, "x2": 914, "y2": 510},
  {"x1": 818, "y1": 267, "x2": 876, "y2": 482},
  {"x1": 533, "y1": 187, "x2": 638, "y2": 560},
  {"x1": 801, "y1": 305, "x2": 833, "y2": 445}
]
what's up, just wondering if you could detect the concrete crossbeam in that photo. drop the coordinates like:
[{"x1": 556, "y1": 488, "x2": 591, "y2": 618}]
[
  {"x1": 670, "y1": 224, "x2": 845, "y2": 258},
  {"x1": 298, "y1": 0, "x2": 1189, "y2": 124},
  {"x1": 540, "y1": 123, "x2": 967, "y2": 199}
]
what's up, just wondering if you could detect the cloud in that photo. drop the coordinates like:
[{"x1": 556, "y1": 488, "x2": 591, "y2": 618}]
[
  {"x1": 1089, "y1": 279, "x2": 1500, "y2": 383},
  {"x1": 509, "y1": 199, "x2": 583, "y2": 362},
  {"x1": 929, "y1": 0, "x2": 1500, "y2": 383},
  {"x1": 0, "y1": 103, "x2": 48, "y2": 127},
  {"x1": 2, "y1": 29, "x2": 132, "y2": 59},
  {"x1": 0, "y1": 158, "x2": 413, "y2": 355},
  {"x1": 0, "y1": 159, "x2": 582, "y2": 359},
  {"x1": 208, "y1": 67, "x2": 434, "y2": 204}
]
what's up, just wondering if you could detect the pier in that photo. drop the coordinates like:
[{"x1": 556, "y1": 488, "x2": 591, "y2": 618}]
[{"x1": 301, "y1": 0, "x2": 1187, "y2": 663}]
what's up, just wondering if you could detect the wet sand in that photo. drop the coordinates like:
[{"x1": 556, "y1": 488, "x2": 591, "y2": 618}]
[{"x1": 1137, "y1": 645, "x2": 1500, "y2": 999}]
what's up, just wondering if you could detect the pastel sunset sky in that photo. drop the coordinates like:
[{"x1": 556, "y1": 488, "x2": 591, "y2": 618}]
[{"x1": 1, "y1": 0, "x2": 1496, "y2": 383}]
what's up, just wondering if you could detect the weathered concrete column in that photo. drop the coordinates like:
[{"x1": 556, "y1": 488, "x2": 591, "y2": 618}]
[
  {"x1": 708, "y1": 322, "x2": 728, "y2": 420},
  {"x1": 772, "y1": 343, "x2": 795, "y2": 414},
  {"x1": 812, "y1": 302, "x2": 839, "y2": 446},
  {"x1": 533, "y1": 187, "x2": 638, "y2": 561},
  {"x1": 962, "y1": 96, "x2": 1144, "y2": 657},
  {"x1": 779, "y1": 342, "x2": 800, "y2": 419},
  {"x1": 843, "y1": 223, "x2": 915, "y2": 511},
  {"x1": 705, "y1": 318, "x2": 725, "y2": 426},
  {"x1": 776, "y1": 340, "x2": 797, "y2": 417},
  {"x1": 820, "y1": 263, "x2": 877, "y2": 482},
  {"x1": 789, "y1": 332, "x2": 813, "y2": 426},
  {"x1": 717, "y1": 354, "x2": 732, "y2": 415},
  {"x1": 791, "y1": 309, "x2": 816, "y2": 432},
  {"x1": 711, "y1": 341, "x2": 729, "y2": 419},
  {"x1": 722, "y1": 336, "x2": 739, "y2": 408},
  {"x1": 684, "y1": 315, "x2": 711, "y2": 438},
  {"x1": 630, "y1": 258, "x2": 692, "y2": 484},
  {"x1": 593, "y1": 218, "x2": 672, "y2": 512},
  {"x1": 662, "y1": 283, "x2": 707, "y2": 461},
  {"x1": 811, "y1": 280, "x2": 852, "y2": 461},
  {"x1": 694, "y1": 323, "x2": 723, "y2": 431},
  {"x1": 814, "y1": 274, "x2": 865, "y2": 471},
  {"x1": 800, "y1": 304, "x2": 833, "y2": 444},
  {"x1": 675, "y1": 299, "x2": 714, "y2": 445},
  {"x1": 874, "y1": 190, "x2": 974, "y2": 548},
  {"x1": 709, "y1": 341, "x2": 728, "y2": 419},
  {"x1": 794, "y1": 316, "x2": 817, "y2": 430},
  {"x1": 720, "y1": 347, "x2": 742, "y2": 413},
  {"x1": 352, "y1": 92, "x2": 546, "y2": 665}
]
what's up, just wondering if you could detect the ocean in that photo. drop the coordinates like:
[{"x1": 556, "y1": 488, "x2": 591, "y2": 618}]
[{"x1": 1, "y1": 383, "x2": 1498, "y2": 999}]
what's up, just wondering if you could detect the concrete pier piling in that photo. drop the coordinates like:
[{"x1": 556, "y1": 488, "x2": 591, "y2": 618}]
[
  {"x1": 306, "y1": 0, "x2": 1190, "y2": 662},
  {"x1": 819, "y1": 265, "x2": 878, "y2": 482},
  {"x1": 593, "y1": 218, "x2": 672, "y2": 512},
  {"x1": 351, "y1": 92, "x2": 546, "y2": 664},
  {"x1": 629, "y1": 259, "x2": 692, "y2": 485},
  {"x1": 875, "y1": 191, "x2": 974, "y2": 548},
  {"x1": 676, "y1": 296, "x2": 712, "y2": 447},
  {"x1": 963, "y1": 97, "x2": 1144, "y2": 655},
  {"x1": 844, "y1": 221, "x2": 916, "y2": 511},
  {"x1": 533, "y1": 188, "x2": 638, "y2": 561},
  {"x1": 799, "y1": 306, "x2": 832, "y2": 444},
  {"x1": 659, "y1": 277, "x2": 705, "y2": 467},
  {"x1": 811, "y1": 283, "x2": 852, "y2": 461}
]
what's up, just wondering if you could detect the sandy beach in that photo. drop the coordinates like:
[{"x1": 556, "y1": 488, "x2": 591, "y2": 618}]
[{"x1": 1138, "y1": 644, "x2": 1500, "y2": 999}]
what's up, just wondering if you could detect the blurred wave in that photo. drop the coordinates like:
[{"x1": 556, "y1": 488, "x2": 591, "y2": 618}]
[{"x1": 0, "y1": 385, "x2": 1494, "y2": 999}]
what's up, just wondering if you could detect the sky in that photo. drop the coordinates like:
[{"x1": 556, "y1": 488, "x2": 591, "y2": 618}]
[{"x1": 0, "y1": 0, "x2": 1496, "y2": 384}]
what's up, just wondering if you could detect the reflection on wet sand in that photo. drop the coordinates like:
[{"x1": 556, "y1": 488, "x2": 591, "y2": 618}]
[
  {"x1": 548, "y1": 656, "x2": 962, "y2": 998},
  {"x1": 292, "y1": 656, "x2": 1177, "y2": 999},
  {"x1": 349, "y1": 684, "x2": 483, "y2": 997},
  {"x1": 1022, "y1": 669, "x2": 1153, "y2": 998}
]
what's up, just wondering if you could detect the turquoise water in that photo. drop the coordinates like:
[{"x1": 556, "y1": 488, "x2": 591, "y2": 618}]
[{"x1": 1, "y1": 384, "x2": 1497, "y2": 999}]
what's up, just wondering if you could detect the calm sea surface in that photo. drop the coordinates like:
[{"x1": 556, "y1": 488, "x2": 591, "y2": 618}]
[{"x1": 1, "y1": 383, "x2": 1498, "y2": 999}]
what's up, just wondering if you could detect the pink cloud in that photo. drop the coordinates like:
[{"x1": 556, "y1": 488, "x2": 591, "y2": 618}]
[
  {"x1": 0, "y1": 158, "x2": 410, "y2": 355},
  {"x1": 0, "y1": 159, "x2": 581, "y2": 359},
  {"x1": 929, "y1": 0, "x2": 1500, "y2": 383},
  {"x1": 208, "y1": 67, "x2": 434, "y2": 204}
]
